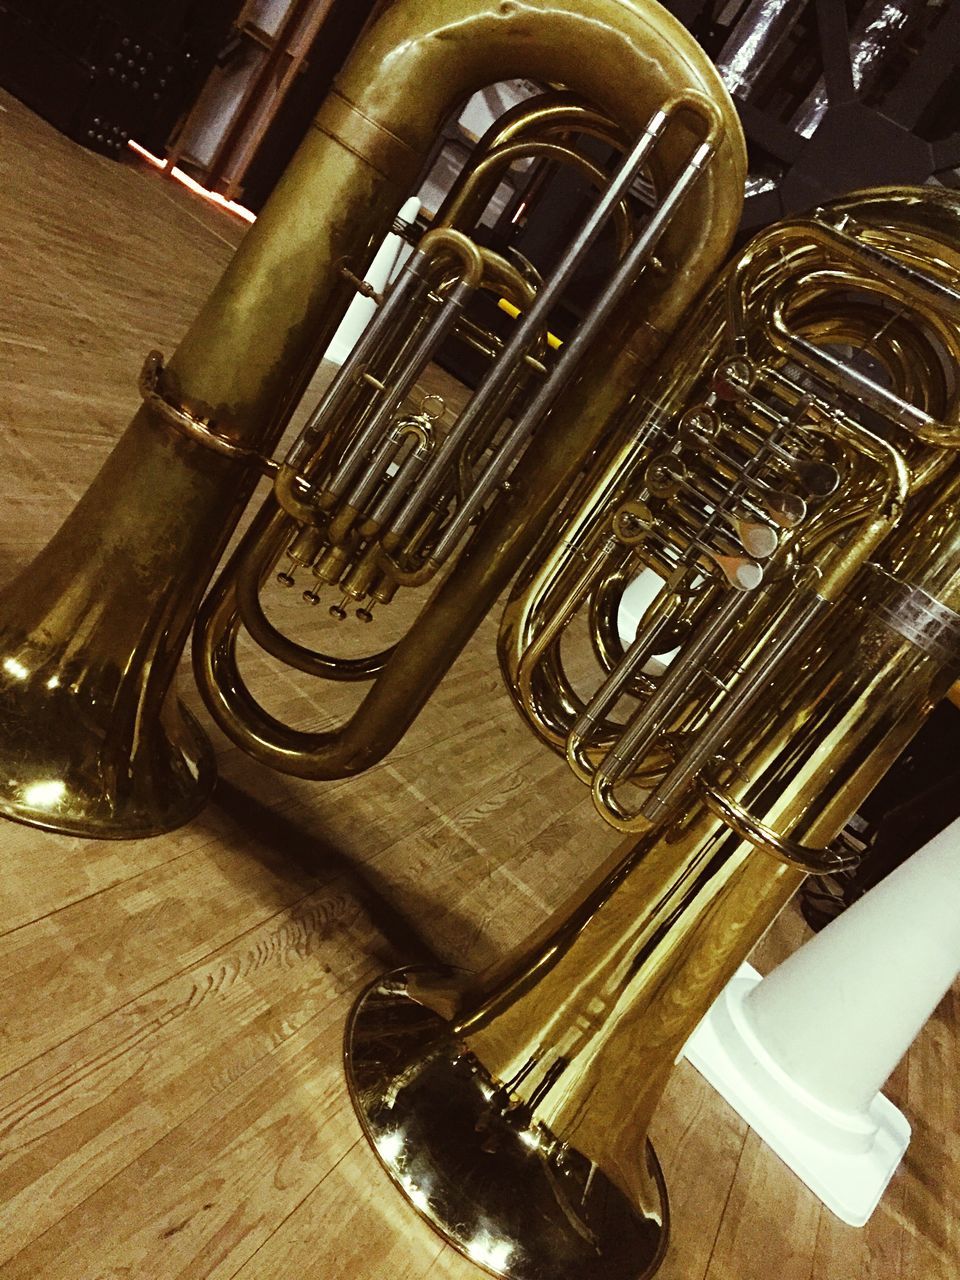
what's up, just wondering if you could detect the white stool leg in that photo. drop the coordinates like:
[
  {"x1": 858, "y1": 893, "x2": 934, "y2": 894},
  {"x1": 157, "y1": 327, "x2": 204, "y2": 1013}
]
[
  {"x1": 323, "y1": 196, "x2": 421, "y2": 367},
  {"x1": 684, "y1": 816, "x2": 960, "y2": 1225}
]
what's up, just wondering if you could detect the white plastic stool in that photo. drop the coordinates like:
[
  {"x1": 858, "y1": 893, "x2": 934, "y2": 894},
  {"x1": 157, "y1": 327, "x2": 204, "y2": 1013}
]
[{"x1": 684, "y1": 816, "x2": 960, "y2": 1225}]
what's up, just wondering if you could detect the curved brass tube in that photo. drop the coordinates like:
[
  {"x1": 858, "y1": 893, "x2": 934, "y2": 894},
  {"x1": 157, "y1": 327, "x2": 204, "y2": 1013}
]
[
  {"x1": 589, "y1": 405, "x2": 911, "y2": 831},
  {"x1": 448, "y1": 137, "x2": 636, "y2": 258},
  {"x1": 698, "y1": 775, "x2": 858, "y2": 874},
  {"x1": 0, "y1": 0, "x2": 742, "y2": 836},
  {"x1": 342, "y1": 189, "x2": 960, "y2": 1280},
  {"x1": 727, "y1": 219, "x2": 960, "y2": 449},
  {"x1": 169, "y1": 0, "x2": 745, "y2": 429},
  {"x1": 347, "y1": 444, "x2": 960, "y2": 1276},
  {"x1": 436, "y1": 90, "x2": 631, "y2": 230}
]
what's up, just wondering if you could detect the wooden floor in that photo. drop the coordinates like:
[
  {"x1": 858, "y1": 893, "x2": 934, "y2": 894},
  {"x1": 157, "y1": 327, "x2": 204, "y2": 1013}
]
[{"x1": 0, "y1": 90, "x2": 957, "y2": 1280}]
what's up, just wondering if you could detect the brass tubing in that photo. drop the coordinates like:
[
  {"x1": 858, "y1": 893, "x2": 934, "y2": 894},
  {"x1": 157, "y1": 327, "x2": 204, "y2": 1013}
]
[
  {"x1": 637, "y1": 585, "x2": 832, "y2": 828},
  {"x1": 769, "y1": 267, "x2": 960, "y2": 416},
  {"x1": 581, "y1": 395, "x2": 810, "y2": 806},
  {"x1": 329, "y1": 242, "x2": 538, "y2": 547},
  {"x1": 698, "y1": 777, "x2": 857, "y2": 874},
  {"x1": 811, "y1": 214, "x2": 960, "y2": 308},
  {"x1": 443, "y1": 137, "x2": 636, "y2": 259},
  {"x1": 768, "y1": 312, "x2": 960, "y2": 446},
  {"x1": 595, "y1": 406, "x2": 910, "y2": 828},
  {"x1": 495, "y1": 290, "x2": 734, "y2": 753},
  {"x1": 348, "y1": 513, "x2": 960, "y2": 1276},
  {"x1": 500, "y1": 483, "x2": 650, "y2": 750},
  {"x1": 344, "y1": 186, "x2": 960, "y2": 1276},
  {"x1": 436, "y1": 91, "x2": 630, "y2": 231},
  {"x1": 587, "y1": 557, "x2": 636, "y2": 675},
  {"x1": 196, "y1": 307, "x2": 685, "y2": 778},
  {"x1": 361, "y1": 431, "x2": 434, "y2": 535},
  {"x1": 332, "y1": 435, "x2": 406, "y2": 533},
  {"x1": 501, "y1": 188, "x2": 960, "y2": 801},
  {"x1": 234, "y1": 505, "x2": 395, "y2": 681},
  {"x1": 281, "y1": 245, "x2": 438, "y2": 480},
  {"x1": 727, "y1": 221, "x2": 960, "y2": 446},
  {"x1": 187, "y1": 1, "x2": 745, "y2": 788},
  {"x1": 170, "y1": 0, "x2": 744, "y2": 439},
  {"x1": 567, "y1": 584, "x2": 684, "y2": 784},
  {"x1": 590, "y1": 584, "x2": 756, "y2": 825},
  {"x1": 416, "y1": 128, "x2": 722, "y2": 573},
  {"x1": 514, "y1": 539, "x2": 616, "y2": 749},
  {"x1": 380, "y1": 99, "x2": 715, "y2": 552},
  {"x1": 312, "y1": 266, "x2": 479, "y2": 511}
]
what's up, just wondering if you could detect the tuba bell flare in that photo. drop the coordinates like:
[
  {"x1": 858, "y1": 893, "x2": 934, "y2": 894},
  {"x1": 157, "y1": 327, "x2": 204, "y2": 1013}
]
[
  {"x1": 345, "y1": 188, "x2": 960, "y2": 1278},
  {"x1": 0, "y1": 0, "x2": 744, "y2": 837}
]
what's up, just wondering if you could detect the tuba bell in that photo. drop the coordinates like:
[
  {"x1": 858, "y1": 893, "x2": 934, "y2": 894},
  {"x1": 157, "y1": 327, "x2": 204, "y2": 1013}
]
[
  {"x1": 0, "y1": 0, "x2": 744, "y2": 838},
  {"x1": 344, "y1": 187, "x2": 960, "y2": 1279}
]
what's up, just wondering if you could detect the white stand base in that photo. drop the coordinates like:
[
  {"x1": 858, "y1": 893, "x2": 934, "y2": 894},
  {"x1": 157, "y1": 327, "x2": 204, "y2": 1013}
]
[{"x1": 683, "y1": 963, "x2": 911, "y2": 1226}]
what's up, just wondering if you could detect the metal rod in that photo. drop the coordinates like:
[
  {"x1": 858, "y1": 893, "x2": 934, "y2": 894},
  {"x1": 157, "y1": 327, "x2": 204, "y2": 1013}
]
[
  {"x1": 365, "y1": 435, "x2": 433, "y2": 532},
  {"x1": 596, "y1": 585, "x2": 754, "y2": 789},
  {"x1": 380, "y1": 107, "x2": 677, "y2": 545},
  {"x1": 284, "y1": 248, "x2": 434, "y2": 473},
  {"x1": 593, "y1": 390, "x2": 824, "y2": 795},
  {"x1": 567, "y1": 580, "x2": 688, "y2": 779},
  {"x1": 425, "y1": 138, "x2": 719, "y2": 568},
  {"x1": 772, "y1": 317, "x2": 940, "y2": 436},
  {"x1": 641, "y1": 588, "x2": 830, "y2": 824}
]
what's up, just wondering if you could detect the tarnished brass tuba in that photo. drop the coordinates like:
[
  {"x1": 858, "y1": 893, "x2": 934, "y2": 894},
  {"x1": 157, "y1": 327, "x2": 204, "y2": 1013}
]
[
  {"x1": 0, "y1": 0, "x2": 744, "y2": 838},
  {"x1": 345, "y1": 188, "x2": 960, "y2": 1279}
]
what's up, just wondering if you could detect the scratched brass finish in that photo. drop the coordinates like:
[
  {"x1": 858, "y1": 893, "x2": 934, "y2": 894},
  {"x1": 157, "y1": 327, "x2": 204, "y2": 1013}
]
[
  {"x1": 0, "y1": 0, "x2": 745, "y2": 835},
  {"x1": 347, "y1": 189, "x2": 960, "y2": 1278},
  {"x1": 0, "y1": 411, "x2": 224, "y2": 837}
]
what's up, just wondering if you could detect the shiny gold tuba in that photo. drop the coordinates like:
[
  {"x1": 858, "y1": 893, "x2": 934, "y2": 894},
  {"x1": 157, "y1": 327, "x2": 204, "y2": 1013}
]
[
  {"x1": 0, "y1": 0, "x2": 744, "y2": 838},
  {"x1": 345, "y1": 187, "x2": 960, "y2": 1279}
]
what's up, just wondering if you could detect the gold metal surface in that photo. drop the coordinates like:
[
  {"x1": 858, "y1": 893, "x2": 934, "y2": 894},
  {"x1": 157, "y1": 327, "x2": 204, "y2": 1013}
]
[
  {"x1": 347, "y1": 188, "x2": 960, "y2": 1278},
  {"x1": 314, "y1": 89, "x2": 420, "y2": 185},
  {"x1": 346, "y1": 968, "x2": 670, "y2": 1280},
  {"x1": 0, "y1": 0, "x2": 745, "y2": 835}
]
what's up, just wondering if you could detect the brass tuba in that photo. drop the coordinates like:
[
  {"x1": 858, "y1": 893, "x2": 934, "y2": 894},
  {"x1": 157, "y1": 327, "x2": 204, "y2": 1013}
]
[
  {"x1": 498, "y1": 186, "x2": 960, "y2": 830},
  {"x1": 345, "y1": 188, "x2": 960, "y2": 1279},
  {"x1": 0, "y1": 0, "x2": 744, "y2": 838}
]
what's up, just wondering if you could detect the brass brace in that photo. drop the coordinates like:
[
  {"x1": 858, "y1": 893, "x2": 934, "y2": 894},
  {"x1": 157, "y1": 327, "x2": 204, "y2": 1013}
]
[
  {"x1": 699, "y1": 776, "x2": 860, "y2": 875},
  {"x1": 340, "y1": 266, "x2": 384, "y2": 306},
  {"x1": 139, "y1": 352, "x2": 279, "y2": 476}
]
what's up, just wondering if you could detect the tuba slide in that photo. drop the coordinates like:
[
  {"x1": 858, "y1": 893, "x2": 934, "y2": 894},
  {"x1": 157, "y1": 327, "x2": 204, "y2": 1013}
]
[
  {"x1": 0, "y1": 0, "x2": 744, "y2": 838},
  {"x1": 345, "y1": 187, "x2": 960, "y2": 1279}
]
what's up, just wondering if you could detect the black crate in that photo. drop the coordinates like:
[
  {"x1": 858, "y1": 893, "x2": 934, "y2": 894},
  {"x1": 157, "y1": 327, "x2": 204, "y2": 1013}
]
[{"x1": 0, "y1": 0, "x2": 237, "y2": 158}]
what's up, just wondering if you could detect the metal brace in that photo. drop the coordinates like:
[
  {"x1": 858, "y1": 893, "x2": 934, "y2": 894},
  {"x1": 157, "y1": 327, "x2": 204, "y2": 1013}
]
[{"x1": 139, "y1": 351, "x2": 279, "y2": 476}]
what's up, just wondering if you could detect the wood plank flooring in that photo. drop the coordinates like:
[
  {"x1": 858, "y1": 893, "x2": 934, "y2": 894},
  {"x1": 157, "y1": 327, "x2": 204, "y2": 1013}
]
[{"x1": 0, "y1": 90, "x2": 957, "y2": 1279}]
